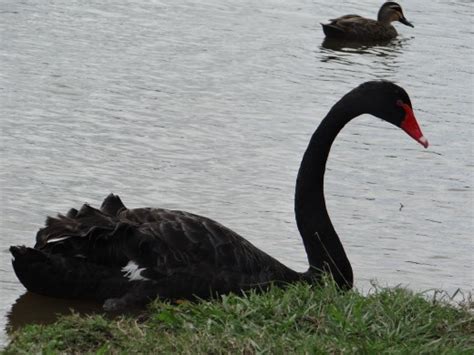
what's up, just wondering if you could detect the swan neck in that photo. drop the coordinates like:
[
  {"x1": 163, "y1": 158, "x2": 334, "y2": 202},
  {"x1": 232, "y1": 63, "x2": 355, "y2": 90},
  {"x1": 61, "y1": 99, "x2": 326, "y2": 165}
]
[{"x1": 295, "y1": 95, "x2": 360, "y2": 288}]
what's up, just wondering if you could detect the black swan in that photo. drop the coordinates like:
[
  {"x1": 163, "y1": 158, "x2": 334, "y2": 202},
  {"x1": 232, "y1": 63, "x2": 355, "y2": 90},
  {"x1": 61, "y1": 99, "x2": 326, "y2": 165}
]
[
  {"x1": 10, "y1": 81, "x2": 428, "y2": 311},
  {"x1": 322, "y1": 2, "x2": 414, "y2": 41}
]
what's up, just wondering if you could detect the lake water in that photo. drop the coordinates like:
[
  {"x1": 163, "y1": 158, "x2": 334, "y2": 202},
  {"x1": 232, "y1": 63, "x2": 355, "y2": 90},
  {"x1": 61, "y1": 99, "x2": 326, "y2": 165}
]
[{"x1": 1, "y1": 0, "x2": 472, "y2": 347}]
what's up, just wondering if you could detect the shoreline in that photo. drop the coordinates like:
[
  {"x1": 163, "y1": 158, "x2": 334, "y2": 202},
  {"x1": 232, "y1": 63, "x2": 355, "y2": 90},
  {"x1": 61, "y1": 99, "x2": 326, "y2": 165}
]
[{"x1": 3, "y1": 281, "x2": 473, "y2": 353}]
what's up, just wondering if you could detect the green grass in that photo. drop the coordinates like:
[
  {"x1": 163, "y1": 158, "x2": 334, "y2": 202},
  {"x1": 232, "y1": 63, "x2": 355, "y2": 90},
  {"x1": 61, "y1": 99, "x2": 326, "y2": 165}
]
[{"x1": 4, "y1": 280, "x2": 473, "y2": 354}]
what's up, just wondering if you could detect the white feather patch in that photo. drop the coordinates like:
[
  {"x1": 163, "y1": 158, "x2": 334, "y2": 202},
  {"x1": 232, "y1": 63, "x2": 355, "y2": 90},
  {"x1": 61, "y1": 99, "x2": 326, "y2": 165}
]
[
  {"x1": 121, "y1": 260, "x2": 150, "y2": 281},
  {"x1": 46, "y1": 236, "x2": 73, "y2": 244}
]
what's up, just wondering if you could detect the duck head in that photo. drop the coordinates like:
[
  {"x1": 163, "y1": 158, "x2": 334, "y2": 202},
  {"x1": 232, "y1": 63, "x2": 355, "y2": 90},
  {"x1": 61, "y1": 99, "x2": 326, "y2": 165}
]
[{"x1": 378, "y1": 2, "x2": 414, "y2": 28}]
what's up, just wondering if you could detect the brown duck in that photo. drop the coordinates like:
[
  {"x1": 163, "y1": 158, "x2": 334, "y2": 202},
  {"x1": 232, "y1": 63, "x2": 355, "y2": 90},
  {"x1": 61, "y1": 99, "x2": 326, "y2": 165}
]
[{"x1": 322, "y1": 2, "x2": 414, "y2": 41}]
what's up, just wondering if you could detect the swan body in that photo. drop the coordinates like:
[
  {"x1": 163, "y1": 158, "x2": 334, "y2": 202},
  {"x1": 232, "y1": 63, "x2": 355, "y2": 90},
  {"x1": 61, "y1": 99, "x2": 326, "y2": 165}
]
[
  {"x1": 11, "y1": 81, "x2": 428, "y2": 311},
  {"x1": 11, "y1": 198, "x2": 299, "y2": 310},
  {"x1": 322, "y1": 2, "x2": 414, "y2": 41}
]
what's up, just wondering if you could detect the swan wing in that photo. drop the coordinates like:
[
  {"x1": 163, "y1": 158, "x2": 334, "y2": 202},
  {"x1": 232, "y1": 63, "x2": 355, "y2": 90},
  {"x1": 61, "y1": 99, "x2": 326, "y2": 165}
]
[{"x1": 30, "y1": 195, "x2": 291, "y2": 288}]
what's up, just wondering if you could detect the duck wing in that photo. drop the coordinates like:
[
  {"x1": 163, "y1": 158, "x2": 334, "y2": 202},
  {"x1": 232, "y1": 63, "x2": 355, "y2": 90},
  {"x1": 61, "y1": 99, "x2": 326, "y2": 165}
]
[
  {"x1": 329, "y1": 14, "x2": 363, "y2": 22},
  {"x1": 322, "y1": 14, "x2": 397, "y2": 41},
  {"x1": 322, "y1": 15, "x2": 379, "y2": 39}
]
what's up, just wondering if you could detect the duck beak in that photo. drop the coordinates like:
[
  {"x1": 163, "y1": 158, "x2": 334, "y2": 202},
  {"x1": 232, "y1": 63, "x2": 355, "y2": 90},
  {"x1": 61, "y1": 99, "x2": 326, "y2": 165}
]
[
  {"x1": 399, "y1": 103, "x2": 428, "y2": 148},
  {"x1": 399, "y1": 16, "x2": 414, "y2": 28}
]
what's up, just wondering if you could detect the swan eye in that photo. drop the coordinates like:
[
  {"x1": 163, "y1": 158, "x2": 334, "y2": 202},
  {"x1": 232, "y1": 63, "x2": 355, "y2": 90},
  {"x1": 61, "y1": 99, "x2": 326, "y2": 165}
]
[{"x1": 396, "y1": 100, "x2": 404, "y2": 107}]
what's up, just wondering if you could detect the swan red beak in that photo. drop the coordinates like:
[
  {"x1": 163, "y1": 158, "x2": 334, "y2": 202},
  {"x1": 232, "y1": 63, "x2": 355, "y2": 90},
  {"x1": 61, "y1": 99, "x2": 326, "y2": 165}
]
[{"x1": 399, "y1": 102, "x2": 429, "y2": 148}]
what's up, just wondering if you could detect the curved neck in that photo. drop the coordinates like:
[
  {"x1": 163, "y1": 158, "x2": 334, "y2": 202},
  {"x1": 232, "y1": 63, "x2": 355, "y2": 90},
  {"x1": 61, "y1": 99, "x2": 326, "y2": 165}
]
[{"x1": 295, "y1": 93, "x2": 361, "y2": 289}]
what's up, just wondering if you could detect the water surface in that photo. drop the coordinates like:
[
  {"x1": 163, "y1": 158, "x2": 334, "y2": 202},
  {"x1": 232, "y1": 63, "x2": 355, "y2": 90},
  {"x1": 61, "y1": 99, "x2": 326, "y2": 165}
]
[{"x1": 1, "y1": 0, "x2": 472, "y2": 347}]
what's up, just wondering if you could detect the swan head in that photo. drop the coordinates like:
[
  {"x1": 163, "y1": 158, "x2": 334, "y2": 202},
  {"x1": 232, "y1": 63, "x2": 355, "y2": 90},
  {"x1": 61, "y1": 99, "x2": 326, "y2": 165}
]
[{"x1": 355, "y1": 81, "x2": 428, "y2": 148}]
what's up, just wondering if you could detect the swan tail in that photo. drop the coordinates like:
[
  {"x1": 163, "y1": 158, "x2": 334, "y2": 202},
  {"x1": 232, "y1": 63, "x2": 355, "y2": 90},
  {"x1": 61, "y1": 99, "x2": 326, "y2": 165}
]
[{"x1": 9, "y1": 245, "x2": 128, "y2": 300}]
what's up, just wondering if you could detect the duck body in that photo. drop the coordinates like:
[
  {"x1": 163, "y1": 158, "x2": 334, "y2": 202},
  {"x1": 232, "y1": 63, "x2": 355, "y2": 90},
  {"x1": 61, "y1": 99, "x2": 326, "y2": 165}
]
[
  {"x1": 11, "y1": 81, "x2": 428, "y2": 311},
  {"x1": 322, "y1": 2, "x2": 413, "y2": 41},
  {"x1": 322, "y1": 16, "x2": 398, "y2": 41}
]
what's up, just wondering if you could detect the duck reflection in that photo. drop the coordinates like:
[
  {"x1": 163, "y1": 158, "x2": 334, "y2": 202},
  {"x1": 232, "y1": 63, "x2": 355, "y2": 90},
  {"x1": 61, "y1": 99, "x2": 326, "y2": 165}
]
[
  {"x1": 319, "y1": 37, "x2": 409, "y2": 77},
  {"x1": 321, "y1": 36, "x2": 406, "y2": 53}
]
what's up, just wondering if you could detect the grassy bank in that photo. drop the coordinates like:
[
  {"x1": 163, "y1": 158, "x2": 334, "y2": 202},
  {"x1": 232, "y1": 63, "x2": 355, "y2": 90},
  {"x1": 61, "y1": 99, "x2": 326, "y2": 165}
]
[{"x1": 4, "y1": 281, "x2": 473, "y2": 354}]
